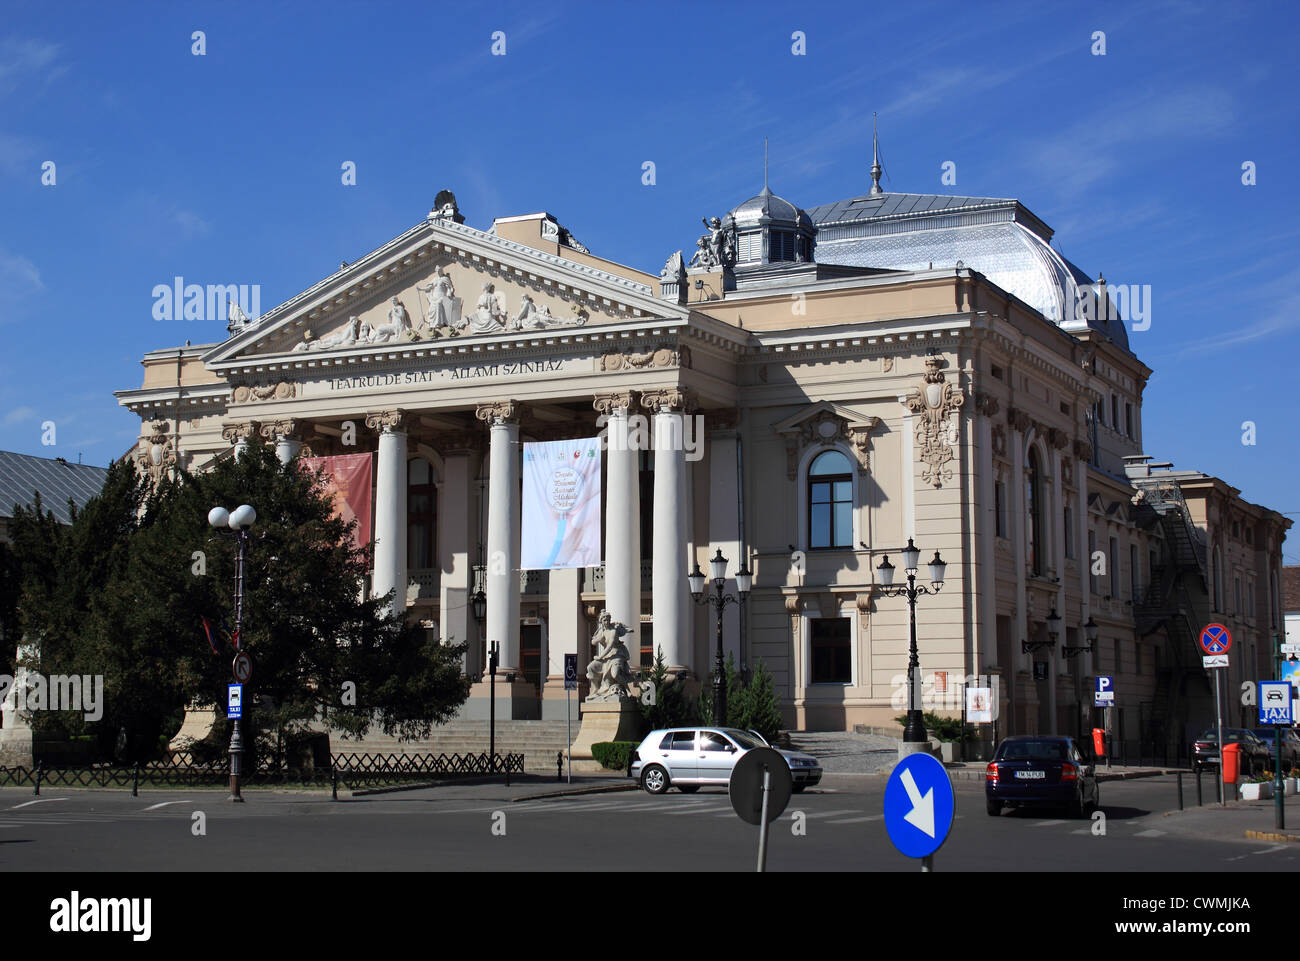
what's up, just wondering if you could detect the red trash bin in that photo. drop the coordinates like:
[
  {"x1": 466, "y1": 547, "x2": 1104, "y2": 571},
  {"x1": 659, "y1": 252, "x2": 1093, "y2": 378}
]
[
  {"x1": 1222, "y1": 742, "x2": 1241, "y2": 784},
  {"x1": 1092, "y1": 728, "x2": 1106, "y2": 758}
]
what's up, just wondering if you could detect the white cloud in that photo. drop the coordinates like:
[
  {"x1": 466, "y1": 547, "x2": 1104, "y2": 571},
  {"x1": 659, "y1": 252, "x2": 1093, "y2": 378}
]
[
  {"x1": 0, "y1": 250, "x2": 44, "y2": 325},
  {"x1": 3, "y1": 405, "x2": 36, "y2": 425},
  {"x1": 0, "y1": 38, "x2": 63, "y2": 96}
]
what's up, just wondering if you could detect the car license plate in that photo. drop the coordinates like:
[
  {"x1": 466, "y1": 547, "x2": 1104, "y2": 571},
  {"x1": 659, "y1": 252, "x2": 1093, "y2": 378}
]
[{"x1": 1015, "y1": 770, "x2": 1045, "y2": 779}]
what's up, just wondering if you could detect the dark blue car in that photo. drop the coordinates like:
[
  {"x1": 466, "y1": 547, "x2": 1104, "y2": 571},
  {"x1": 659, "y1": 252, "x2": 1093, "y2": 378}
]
[{"x1": 985, "y1": 736, "x2": 1099, "y2": 818}]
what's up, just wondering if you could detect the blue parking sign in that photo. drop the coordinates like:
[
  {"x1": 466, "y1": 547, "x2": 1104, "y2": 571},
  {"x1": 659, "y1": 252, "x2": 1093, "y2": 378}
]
[
  {"x1": 1094, "y1": 675, "x2": 1114, "y2": 707},
  {"x1": 1258, "y1": 681, "x2": 1292, "y2": 725}
]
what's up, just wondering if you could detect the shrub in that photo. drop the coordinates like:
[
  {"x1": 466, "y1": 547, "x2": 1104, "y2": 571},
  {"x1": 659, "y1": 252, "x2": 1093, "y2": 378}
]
[
  {"x1": 592, "y1": 741, "x2": 638, "y2": 771},
  {"x1": 894, "y1": 711, "x2": 972, "y2": 742}
]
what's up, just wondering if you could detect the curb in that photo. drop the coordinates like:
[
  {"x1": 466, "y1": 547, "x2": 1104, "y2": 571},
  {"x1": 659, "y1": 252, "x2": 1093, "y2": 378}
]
[
  {"x1": 512, "y1": 782, "x2": 638, "y2": 802},
  {"x1": 1245, "y1": 829, "x2": 1300, "y2": 843}
]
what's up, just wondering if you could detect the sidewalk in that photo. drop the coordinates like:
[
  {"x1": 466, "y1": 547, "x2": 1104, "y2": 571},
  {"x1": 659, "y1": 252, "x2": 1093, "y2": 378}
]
[
  {"x1": 1150, "y1": 795, "x2": 1300, "y2": 845},
  {"x1": 349, "y1": 771, "x2": 634, "y2": 801}
]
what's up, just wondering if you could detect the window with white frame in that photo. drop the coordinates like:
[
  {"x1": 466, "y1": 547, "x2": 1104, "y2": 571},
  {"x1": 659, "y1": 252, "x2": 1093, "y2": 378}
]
[
  {"x1": 807, "y1": 449, "x2": 854, "y2": 550},
  {"x1": 809, "y1": 617, "x2": 851, "y2": 684}
]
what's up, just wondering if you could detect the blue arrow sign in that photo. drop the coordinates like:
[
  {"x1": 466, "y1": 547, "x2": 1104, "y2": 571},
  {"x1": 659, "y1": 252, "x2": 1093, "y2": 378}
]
[{"x1": 884, "y1": 753, "x2": 955, "y2": 859}]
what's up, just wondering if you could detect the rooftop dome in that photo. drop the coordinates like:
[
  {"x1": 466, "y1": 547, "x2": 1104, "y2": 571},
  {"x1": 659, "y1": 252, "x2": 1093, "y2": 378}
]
[
  {"x1": 729, "y1": 184, "x2": 814, "y2": 231},
  {"x1": 727, "y1": 184, "x2": 816, "y2": 267}
]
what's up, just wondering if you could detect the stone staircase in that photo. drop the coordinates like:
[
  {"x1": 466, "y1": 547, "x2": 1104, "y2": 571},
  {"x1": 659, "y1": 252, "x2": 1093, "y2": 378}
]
[{"x1": 328, "y1": 720, "x2": 576, "y2": 773}]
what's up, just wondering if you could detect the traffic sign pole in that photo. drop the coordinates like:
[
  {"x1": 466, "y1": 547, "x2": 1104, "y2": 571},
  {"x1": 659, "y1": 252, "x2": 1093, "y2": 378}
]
[
  {"x1": 756, "y1": 768, "x2": 771, "y2": 873},
  {"x1": 1215, "y1": 668, "x2": 1225, "y2": 808}
]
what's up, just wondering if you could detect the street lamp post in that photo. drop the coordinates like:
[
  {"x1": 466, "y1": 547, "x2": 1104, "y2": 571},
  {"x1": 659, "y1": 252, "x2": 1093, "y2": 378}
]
[
  {"x1": 208, "y1": 503, "x2": 257, "y2": 802},
  {"x1": 875, "y1": 538, "x2": 945, "y2": 744},
  {"x1": 688, "y1": 549, "x2": 752, "y2": 726}
]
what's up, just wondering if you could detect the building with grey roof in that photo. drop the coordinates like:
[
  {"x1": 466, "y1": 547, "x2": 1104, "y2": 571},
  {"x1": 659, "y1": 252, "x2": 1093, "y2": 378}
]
[{"x1": 0, "y1": 450, "x2": 111, "y2": 543}]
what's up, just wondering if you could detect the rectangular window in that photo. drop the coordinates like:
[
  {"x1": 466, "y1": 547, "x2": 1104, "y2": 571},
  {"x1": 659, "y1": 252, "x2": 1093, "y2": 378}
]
[
  {"x1": 1064, "y1": 507, "x2": 1074, "y2": 558},
  {"x1": 1113, "y1": 638, "x2": 1122, "y2": 675},
  {"x1": 1111, "y1": 395, "x2": 1120, "y2": 431},
  {"x1": 1095, "y1": 401, "x2": 1105, "y2": 427},
  {"x1": 1248, "y1": 582, "x2": 1255, "y2": 619},
  {"x1": 810, "y1": 617, "x2": 851, "y2": 684},
  {"x1": 1125, "y1": 402, "x2": 1134, "y2": 439},
  {"x1": 995, "y1": 480, "x2": 1007, "y2": 538},
  {"x1": 1109, "y1": 536, "x2": 1119, "y2": 597},
  {"x1": 1130, "y1": 544, "x2": 1139, "y2": 600},
  {"x1": 1234, "y1": 576, "x2": 1241, "y2": 614},
  {"x1": 810, "y1": 478, "x2": 852, "y2": 549}
]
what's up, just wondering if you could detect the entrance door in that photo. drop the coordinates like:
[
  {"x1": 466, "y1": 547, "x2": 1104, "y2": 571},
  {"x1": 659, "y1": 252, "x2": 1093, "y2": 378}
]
[{"x1": 521, "y1": 624, "x2": 542, "y2": 690}]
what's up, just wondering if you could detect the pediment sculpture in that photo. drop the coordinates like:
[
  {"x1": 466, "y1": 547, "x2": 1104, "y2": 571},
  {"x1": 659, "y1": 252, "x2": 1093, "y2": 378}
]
[
  {"x1": 585, "y1": 610, "x2": 633, "y2": 703},
  {"x1": 418, "y1": 266, "x2": 463, "y2": 334}
]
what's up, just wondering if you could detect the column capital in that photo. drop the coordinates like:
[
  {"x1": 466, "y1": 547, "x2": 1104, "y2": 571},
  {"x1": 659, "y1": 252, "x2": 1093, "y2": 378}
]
[
  {"x1": 639, "y1": 387, "x2": 697, "y2": 414},
  {"x1": 593, "y1": 391, "x2": 635, "y2": 415},
  {"x1": 474, "y1": 400, "x2": 519, "y2": 425},
  {"x1": 259, "y1": 418, "x2": 299, "y2": 441},
  {"x1": 365, "y1": 409, "x2": 408, "y2": 433},
  {"x1": 222, "y1": 420, "x2": 259, "y2": 444},
  {"x1": 1006, "y1": 407, "x2": 1032, "y2": 433}
]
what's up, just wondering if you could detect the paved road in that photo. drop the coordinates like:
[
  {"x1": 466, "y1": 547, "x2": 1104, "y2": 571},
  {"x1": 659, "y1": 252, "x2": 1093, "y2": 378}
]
[{"x1": 0, "y1": 774, "x2": 1294, "y2": 872}]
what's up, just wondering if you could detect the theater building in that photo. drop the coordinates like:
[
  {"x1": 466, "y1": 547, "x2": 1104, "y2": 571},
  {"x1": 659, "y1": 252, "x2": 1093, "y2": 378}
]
[{"x1": 116, "y1": 173, "x2": 1289, "y2": 747}]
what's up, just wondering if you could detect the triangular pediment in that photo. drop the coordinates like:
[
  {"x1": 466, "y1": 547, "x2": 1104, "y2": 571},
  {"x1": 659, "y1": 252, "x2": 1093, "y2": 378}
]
[
  {"x1": 204, "y1": 218, "x2": 684, "y2": 367},
  {"x1": 772, "y1": 401, "x2": 878, "y2": 436}
]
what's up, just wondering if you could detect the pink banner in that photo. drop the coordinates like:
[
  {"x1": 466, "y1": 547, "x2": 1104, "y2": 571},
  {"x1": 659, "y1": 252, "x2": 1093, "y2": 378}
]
[{"x1": 300, "y1": 453, "x2": 373, "y2": 552}]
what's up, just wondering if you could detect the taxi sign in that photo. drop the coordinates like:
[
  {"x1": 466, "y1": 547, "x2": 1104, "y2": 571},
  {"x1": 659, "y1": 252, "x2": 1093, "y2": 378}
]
[
  {"x1": 883, "y1": 753, "x2": 955, "y2": 860},
  {"x1": 227, "y1": 683, "x2": 243, "y2": 720},
  {"x1": 1259, "y1": 681, "x2": 1293, "y2": 725},
  {"x1": 1199, "y1": 624, "x2": 1232, "y2": 656}
]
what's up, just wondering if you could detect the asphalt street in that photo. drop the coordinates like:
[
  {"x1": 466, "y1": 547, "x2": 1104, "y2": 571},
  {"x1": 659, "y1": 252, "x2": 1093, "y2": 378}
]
[{"x1": 0, "y1": 773, "x2": 1295, "y2": 872}]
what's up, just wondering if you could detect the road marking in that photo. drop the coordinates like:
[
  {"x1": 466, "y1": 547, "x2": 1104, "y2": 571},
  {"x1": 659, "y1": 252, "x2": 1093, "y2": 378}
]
[
  {"x1": 663, "y1": 805, "x2": 731, "y2": 816},
  {"x1": 825, "y1": 815, "x2": 882, "y2": 824},
  {"x1": 802, "y1": 809, "x2": 860, "y2": 819},
  {"x1": 1134, "y1": 829, "x2": 1166, "y2": 837},
  {"x1": 1252, "y1": 844, "x2": 1287, "y2": 855},
  {"x1": 1071, "y1": 829, "x2": 1090, "y2": 835},
  {"x1": 143, "y1": 800, "x2": 190, "y2": 811},
  {"x1": 1032, "y1": 819, "x2": 1066, "y2": 827},
  {"x1": 10, "y1": 798, "x2": 67, "y2": 810}
]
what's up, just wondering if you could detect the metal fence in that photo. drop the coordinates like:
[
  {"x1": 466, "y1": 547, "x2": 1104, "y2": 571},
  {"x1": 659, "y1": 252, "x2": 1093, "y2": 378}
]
[{"x1": 0, "y1": 750, "x2": 526, "y2": 793}]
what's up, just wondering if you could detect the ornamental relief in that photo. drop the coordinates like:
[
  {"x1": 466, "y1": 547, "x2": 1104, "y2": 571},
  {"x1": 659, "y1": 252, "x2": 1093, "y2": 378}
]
[
  {"x1": 231, "y1": 381, "x2": 295, "y2": 405},
  {"x1": 903, "y1": 354, "x2": 965, "y2": 489},
  {"x1": 135, "y1": 419, "x2": 176, "y2": 484},
  {"x1": 268, "y1": 258, "x2": 612, "y2": 357},
  {"x1": 599, "y1": 345, "x2": 691, "y2": 372},
  {"x1": 778, "y1": 408, "x2": 878, "y2": 480}
]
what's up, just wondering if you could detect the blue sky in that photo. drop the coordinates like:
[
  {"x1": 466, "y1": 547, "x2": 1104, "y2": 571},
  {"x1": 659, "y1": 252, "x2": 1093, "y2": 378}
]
[{"x1": 1, "y1": 1, "x2": 1297, "y2": 559}]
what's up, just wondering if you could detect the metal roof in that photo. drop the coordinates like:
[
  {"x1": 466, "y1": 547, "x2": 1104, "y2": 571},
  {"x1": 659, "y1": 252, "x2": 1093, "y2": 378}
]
[
  {"x1": 0, "y1": 450, "x2": 111, "y2": 524},
  {"x1": 808, "y1": 191, "x2": 1019, "y2": 224}
]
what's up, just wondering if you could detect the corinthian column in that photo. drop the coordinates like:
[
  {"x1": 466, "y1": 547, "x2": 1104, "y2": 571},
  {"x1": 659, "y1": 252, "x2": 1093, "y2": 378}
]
[
  {"x1": 596, "y1": 392, "x2": 640, "y2": 636},
  {"x1": 476, "y1": 400, "x2": 521, "y2": 673},
  {"x1": 222, "y1": 421, "x2": 258, "y2": 461},
  {"x1": 644, "y1": 389, "x2": 693, "y2": 673},
  {"x1": 366, "y1": 410, "x2": 407, "y2": 614},
  {"x1": 260, "y1": 419, "x2": 302, "y2": 465}
]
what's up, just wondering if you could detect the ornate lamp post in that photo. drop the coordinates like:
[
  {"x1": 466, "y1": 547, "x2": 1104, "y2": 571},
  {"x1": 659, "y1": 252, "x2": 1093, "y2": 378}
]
[
  {"x1": 1062, "y1": 616, "x2": 1099, "y2": 657},
  {"x1": 875, "y1": 538, "x2": 945, "y2": 743},
  {"x1": 689, "y1": 549, "x2": 752, "y2": 726},
  {"x1": 207, "y1": 503, "x2": 256, "y2": 802}
]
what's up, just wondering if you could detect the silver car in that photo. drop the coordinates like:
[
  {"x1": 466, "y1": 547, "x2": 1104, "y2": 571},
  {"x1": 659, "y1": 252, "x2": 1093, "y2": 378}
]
[{"x1": 629, "y1": 727, "x2": 823, "y2": 794}]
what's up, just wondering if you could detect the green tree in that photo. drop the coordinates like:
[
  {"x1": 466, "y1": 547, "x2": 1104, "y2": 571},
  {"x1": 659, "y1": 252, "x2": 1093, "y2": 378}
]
[
  {"x1": 639, "y1": 646, "x2": 696, "y2": 730},
  {"x1": 695, "y1": 654, "x2": 783, "y2": 743},
  {"x1": 12, "y1": 440, "x2": 472, "y2": 763}
]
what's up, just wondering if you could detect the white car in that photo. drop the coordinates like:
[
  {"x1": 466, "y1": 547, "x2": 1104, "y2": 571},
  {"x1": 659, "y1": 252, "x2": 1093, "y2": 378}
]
[{"x1": 629, "y1": 727, "x2": 823, "y2": 794}]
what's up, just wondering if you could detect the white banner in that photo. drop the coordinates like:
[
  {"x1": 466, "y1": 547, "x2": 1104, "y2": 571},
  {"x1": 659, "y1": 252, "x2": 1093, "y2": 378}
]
[
  {"x1": 966, "y1": 687, "x2": 993, "y2": 723},
  {"x1": 521, "y1": 437, "x2": 602, "y2": 570}
]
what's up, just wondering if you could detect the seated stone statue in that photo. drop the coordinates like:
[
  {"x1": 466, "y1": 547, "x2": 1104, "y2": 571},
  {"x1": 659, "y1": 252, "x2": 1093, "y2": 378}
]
[{"x1": 585, "y1": 610, "x2": 633, "y2": 702}]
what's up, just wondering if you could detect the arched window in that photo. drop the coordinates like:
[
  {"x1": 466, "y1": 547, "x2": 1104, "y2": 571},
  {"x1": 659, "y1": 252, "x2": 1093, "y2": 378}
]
[
  {"x1": 407, "y1": 458, "x2": 436, "y2": 569},
  {"x1": 1026, "y1": 449, "x2": 1043, "y2": 576},
  {"x1": 808, "y1": 450, "x2": 853, "y2": 550}
]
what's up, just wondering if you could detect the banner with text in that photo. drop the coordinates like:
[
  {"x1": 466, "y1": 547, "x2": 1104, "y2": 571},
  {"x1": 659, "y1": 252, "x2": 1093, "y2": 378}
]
[
  {"x1": 300, "y1": 452, "x2": 374, "y2": 553},
  {"x1": 521, "y1": 437, "x2": 602, "y2": 570}
]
